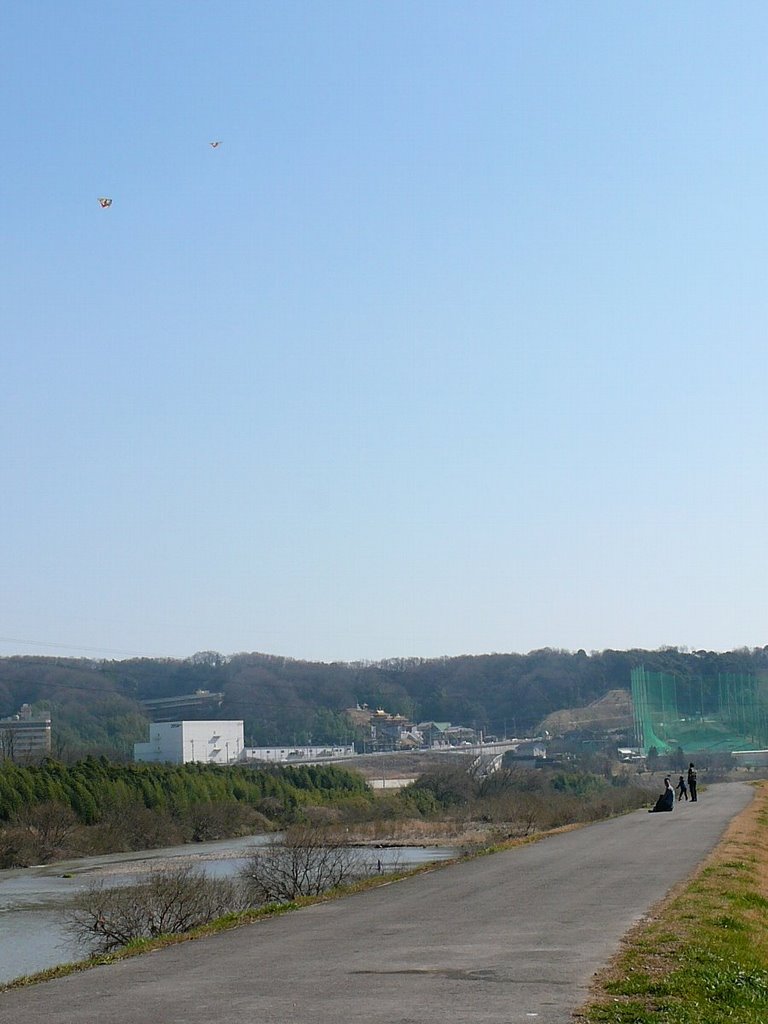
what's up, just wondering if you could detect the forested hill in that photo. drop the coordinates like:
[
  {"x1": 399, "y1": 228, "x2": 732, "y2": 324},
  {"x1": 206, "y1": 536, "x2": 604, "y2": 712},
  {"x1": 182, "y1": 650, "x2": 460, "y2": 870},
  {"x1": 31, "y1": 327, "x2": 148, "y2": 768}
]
[{"x1": 1, "y1": 646, "x2": 767, "y2": 758}]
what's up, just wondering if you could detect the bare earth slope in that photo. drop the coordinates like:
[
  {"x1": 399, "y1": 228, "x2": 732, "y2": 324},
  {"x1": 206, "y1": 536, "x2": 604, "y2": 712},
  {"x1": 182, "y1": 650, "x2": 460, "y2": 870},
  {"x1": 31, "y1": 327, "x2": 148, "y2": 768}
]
[
  {"x1": 0, "y1": 783, "x2": 753, "y2": 1024},
  {"x1": 538, "y1": 688, "x2": 633, "y2": 737}
]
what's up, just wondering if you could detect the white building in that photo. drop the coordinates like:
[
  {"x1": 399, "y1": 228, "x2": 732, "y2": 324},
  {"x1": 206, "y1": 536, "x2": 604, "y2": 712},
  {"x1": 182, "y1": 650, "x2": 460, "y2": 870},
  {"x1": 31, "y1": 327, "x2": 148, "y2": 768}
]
[
  {"x1": 242, "y1": 744, "x2": 355, "y2": 763},
  {"x1": 134, "y1": 721, "x2": 244, "y2": 765},
  {"x1": 732, "y1": 749, "x2": 768, "y2": 768}
]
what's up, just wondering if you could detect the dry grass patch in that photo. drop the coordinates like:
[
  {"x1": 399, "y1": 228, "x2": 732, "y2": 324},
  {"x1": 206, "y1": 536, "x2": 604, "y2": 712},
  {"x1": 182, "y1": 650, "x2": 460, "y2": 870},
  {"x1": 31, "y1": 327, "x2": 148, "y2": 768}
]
[{"x1": 341, "y1": 816, "x2": 497, "y2": 847}]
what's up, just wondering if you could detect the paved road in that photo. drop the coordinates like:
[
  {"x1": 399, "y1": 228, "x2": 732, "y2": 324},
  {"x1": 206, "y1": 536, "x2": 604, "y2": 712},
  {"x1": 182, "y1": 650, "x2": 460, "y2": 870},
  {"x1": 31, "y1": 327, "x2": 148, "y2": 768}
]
[{"x1": 1, "y1": 782, "x2": 753, "y2": 1024}]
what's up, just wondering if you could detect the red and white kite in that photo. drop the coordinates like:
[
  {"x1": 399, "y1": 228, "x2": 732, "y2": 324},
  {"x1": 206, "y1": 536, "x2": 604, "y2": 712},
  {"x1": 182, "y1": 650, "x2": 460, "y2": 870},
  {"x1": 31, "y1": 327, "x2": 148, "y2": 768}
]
[{"x1": 97, "y1": 197, "x2": 113, "y2": 208}]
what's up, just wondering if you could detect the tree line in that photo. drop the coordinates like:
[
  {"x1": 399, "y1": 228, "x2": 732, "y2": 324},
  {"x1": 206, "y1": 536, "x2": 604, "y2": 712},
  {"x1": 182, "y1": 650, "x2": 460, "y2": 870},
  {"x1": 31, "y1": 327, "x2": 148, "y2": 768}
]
[
  {"x1": 0, "y1": 749, "x2": 654, "y2": 870},
  {"x1": 0, "y1": 757, "x2": 378, "y2": 867},
  {"x1": 0, "y1": 756, "x2": 370, "y2": 825},
  {"x1": 2, "y1": 645, "x2": 768, "y2": 757}
]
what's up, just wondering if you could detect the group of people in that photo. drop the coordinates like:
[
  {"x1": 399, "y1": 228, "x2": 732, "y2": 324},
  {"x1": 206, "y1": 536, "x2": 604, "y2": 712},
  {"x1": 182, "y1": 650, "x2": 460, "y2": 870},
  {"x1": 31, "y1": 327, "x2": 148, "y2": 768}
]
[
  {"x1": 649, "y1": 763, "x2": 698, "y2": 812},
  {"x1": 676, "y1": 763, "x2": 698, "y2": 802}
]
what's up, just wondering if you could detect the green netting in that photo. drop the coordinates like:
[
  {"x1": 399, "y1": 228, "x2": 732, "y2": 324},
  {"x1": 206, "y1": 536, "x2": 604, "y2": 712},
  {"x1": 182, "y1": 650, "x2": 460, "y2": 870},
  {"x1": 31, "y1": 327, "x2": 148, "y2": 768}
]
[{"x1": 631, "y1": 666, "x2": 768, "y2": 755}]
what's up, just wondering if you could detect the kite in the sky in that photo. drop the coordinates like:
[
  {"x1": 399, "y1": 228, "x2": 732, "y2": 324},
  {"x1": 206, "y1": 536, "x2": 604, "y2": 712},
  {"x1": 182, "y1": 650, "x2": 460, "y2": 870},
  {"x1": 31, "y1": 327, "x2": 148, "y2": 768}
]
[
  {"x1": 209, "y1": 141, "x2": 222, "y2": 148},
  {"x1": 97, "y1": 198, "x2": 113, "y2": 208}
]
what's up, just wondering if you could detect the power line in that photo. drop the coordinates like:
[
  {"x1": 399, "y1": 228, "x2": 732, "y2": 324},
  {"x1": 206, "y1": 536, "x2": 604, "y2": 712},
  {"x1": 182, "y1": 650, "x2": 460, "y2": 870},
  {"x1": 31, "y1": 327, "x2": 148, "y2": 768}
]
[{"x1": 0, "y1": 636, "x2": 167, "y2": 658}]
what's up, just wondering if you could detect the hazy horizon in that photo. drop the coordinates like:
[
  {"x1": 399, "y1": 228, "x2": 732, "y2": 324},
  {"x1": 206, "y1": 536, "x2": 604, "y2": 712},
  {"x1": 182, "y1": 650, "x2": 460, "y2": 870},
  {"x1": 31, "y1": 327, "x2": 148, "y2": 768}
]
[{"x1": 0, "y1": 639, "x2": 764, "y2": 666}]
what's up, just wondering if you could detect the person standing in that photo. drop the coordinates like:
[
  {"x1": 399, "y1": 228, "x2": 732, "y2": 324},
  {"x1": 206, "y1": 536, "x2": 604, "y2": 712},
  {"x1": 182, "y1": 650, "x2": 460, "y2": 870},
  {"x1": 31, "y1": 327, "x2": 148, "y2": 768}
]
[
  {"x1": 687, "y1": 762, "x2": 698, "y2": 802},
  {"x1": 676, "y1": 774, "x2": 688, "y2": 801}
]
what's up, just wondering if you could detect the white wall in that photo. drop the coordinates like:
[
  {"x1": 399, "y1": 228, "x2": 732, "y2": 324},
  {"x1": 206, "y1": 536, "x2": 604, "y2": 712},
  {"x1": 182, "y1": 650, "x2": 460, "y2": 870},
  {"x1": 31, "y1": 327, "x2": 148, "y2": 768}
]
[
  {"x1": 732, "y1": 749, "x2": 768, "y2": 767},
  {"x1": 243, "y1": 744, "x2": 355, "y2": 763},
  {"x1": 134, "y1": 721, "x2": 244, "y2": 764}
]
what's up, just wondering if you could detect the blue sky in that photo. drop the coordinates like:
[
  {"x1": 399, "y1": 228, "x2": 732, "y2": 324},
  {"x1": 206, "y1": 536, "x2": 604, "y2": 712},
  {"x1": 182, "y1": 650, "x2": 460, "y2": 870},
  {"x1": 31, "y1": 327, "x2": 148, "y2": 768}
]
[{"x1": 2, "y1": 1, "x2": 768, "y2": 662}]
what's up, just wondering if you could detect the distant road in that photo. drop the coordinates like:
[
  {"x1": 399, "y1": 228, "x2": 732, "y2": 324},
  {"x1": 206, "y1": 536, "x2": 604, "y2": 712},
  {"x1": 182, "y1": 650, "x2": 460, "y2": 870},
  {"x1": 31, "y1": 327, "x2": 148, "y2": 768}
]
[{"x1": 1, "y1": 783, "x2": 753, "y2": 1024}]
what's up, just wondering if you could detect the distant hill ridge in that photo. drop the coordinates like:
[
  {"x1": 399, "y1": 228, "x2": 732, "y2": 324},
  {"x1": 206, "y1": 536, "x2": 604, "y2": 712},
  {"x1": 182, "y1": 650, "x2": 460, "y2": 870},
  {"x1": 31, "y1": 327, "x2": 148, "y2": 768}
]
[{"x1": 0, "y1": 646, "x2": 766, "y2": 757}]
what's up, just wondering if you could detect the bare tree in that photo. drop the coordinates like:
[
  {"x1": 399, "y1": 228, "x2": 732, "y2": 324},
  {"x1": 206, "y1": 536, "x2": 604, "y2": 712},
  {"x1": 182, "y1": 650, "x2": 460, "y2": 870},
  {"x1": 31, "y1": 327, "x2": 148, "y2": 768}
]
[
  {"x1": 240, "y1": 825, "x2": 372, "y2": 903},
  {"x1": 10, "y1": 801, "x2": 79, "y2": 862},
  {"x1": 66, "y1": 865, "x2": 246, "y2": 954}
]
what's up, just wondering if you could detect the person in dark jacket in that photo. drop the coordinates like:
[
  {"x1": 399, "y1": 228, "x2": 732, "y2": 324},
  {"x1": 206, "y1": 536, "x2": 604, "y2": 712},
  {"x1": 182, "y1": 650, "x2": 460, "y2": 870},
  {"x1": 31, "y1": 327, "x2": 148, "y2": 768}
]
[
  {"x1": 687, "y1": 763, "x2": 698, "y2": 802},
  {"x1": 649, "y1": 777, "x2": 675, "y2": 812},
  {"x1": 676, "y1": 774, "x2": 688, "y2": 801}
]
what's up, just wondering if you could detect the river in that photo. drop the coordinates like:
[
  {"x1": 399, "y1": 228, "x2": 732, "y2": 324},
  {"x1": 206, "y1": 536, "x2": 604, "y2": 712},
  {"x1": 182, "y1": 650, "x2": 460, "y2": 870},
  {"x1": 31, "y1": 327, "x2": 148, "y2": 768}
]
[{"x1": 0, "y1": 836, "x2": 455, "y2": 984}]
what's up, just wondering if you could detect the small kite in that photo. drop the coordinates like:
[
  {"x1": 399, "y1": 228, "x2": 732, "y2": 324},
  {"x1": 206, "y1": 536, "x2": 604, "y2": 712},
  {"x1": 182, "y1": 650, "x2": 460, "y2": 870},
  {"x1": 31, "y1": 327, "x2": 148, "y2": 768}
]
[
  {"x1": 97, "y1": 197, "x2": 113, "y2": 208},
  {"x1": 209, "y1": 141, "x2": 222, "y2": 148}
]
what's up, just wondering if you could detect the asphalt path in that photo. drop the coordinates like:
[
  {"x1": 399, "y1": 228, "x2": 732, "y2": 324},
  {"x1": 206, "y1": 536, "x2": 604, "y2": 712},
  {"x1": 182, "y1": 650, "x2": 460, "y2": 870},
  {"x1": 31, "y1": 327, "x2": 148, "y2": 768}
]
[{"x1": 1, "y1": 782, "x2": 753, "y2": 1024}]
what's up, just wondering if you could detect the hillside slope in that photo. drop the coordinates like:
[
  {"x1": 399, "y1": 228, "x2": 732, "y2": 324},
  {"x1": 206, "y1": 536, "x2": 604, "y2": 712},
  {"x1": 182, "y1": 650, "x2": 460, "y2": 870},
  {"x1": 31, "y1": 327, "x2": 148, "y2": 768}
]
[{"x1": 1, "y1": 646, "x2": 766, "y2": 755}]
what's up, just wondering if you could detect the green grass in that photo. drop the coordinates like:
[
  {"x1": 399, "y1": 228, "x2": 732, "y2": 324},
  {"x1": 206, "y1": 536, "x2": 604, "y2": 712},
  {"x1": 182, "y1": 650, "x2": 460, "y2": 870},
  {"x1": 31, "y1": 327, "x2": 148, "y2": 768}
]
[{"x1": 579, "y1": 783, "x2": 768, "y2": 1024}]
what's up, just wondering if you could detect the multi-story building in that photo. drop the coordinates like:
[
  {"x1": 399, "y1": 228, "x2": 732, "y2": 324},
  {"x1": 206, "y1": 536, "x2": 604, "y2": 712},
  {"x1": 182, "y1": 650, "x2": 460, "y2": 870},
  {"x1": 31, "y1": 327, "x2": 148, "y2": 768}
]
[
  {"x1": 134, "y1": 720, "x2": 244, "y2": 764},
  {"x1": 0, "y1": 704, "x2": 52, "y2": 763}
]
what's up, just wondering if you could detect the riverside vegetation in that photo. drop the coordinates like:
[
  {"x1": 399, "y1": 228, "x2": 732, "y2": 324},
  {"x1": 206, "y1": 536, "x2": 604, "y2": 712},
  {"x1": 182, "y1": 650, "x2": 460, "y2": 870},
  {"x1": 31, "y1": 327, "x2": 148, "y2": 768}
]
[
  {"x1": 0, "y1": 758, "x2": 370, "y2": 866},
  {"x1": 66, "y1": 826, "x2": 384, "y2": 955},
  {"x1": 0, "y1": 755, "x2": 649, "y2": 868},
  {"x1": 1, "y1": 755, "x2": 651, "y2": 968}
]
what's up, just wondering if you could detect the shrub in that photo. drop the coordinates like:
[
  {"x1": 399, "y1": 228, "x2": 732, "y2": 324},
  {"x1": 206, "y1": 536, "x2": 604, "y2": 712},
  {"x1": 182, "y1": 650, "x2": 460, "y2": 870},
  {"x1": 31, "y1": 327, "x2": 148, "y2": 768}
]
[
  {"x1": 0, "y1": 801, "x2": 80, "y2": 865},
  {"x1": 240, "y1": 825, "x2": 372, "y2": 903},
  {"x1": 66, "y1": 865, "x2": 246, "y2": 954}
]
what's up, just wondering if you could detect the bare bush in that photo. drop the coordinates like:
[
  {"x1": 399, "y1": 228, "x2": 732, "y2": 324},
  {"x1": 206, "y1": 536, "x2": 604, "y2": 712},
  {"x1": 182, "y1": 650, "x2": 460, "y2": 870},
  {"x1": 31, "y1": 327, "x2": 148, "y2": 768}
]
[
  {"x1": 66, "y1": 865, "x2": 246, "y2": 954},
  {"x1": 302, "y1": 805, "x2": 342, "y2": 827},
  {"x1": 93, "y1": 803, "x2": 185, "y2": 853},
  {"x1": 255, "y1": 796, "x2": 284, "y2": 819},
  {"x1": 185, "y1": 801, "x2": 270, "y2": 842},
  {"x1": 0, "y1": 801, "x2": 80, "y2": 865},
  {"x1": 240, "y1": 825, "x2": 372, "y2": 903},
  {"x1": 507, "y1": 793, "x2": 541, "y2": 836},
  {"x1": 0, "y1": 827, "x2": 39, "y2": 868}
]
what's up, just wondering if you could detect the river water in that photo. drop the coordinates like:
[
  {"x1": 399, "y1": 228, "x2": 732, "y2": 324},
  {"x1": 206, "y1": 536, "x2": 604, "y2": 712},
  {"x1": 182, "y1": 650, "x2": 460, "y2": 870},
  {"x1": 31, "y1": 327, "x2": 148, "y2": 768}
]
[{"x1": 0, "y1": 837, "x2": 455, "y2": 984}]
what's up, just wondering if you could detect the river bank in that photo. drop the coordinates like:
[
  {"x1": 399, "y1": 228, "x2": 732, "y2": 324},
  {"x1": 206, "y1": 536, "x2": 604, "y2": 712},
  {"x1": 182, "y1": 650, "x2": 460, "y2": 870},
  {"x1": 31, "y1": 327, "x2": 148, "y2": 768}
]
[{"x1": 0, "y1": 832, "x2": 456, "y2": 985}]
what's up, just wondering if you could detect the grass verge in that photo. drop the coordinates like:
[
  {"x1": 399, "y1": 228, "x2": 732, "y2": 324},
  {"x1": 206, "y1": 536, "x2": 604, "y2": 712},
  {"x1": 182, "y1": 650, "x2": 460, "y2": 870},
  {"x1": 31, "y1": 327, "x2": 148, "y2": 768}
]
[{"x1": 576, "y1": 781, "x2": 768, "y2": 1024}]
